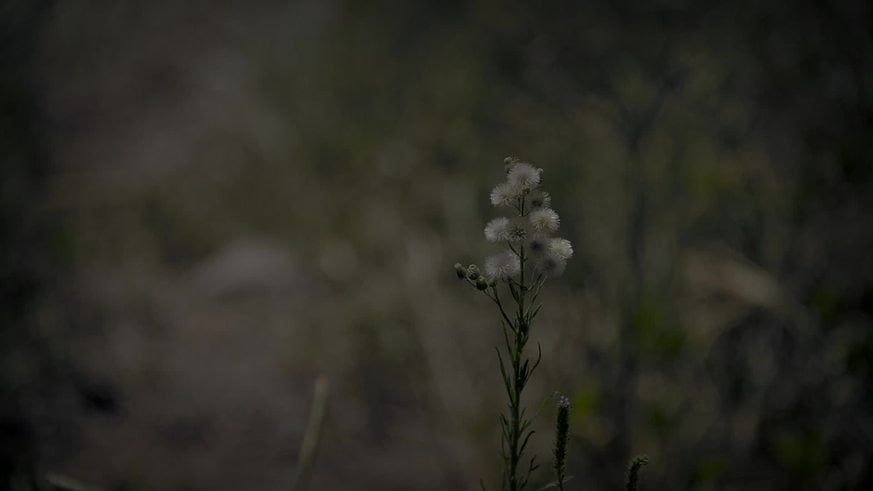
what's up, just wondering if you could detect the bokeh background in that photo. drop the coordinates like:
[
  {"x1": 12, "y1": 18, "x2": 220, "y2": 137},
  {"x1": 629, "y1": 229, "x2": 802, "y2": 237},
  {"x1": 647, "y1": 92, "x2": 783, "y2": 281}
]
[{"x1": 2, "y1": 0, "x2": 872, "y2": 489}]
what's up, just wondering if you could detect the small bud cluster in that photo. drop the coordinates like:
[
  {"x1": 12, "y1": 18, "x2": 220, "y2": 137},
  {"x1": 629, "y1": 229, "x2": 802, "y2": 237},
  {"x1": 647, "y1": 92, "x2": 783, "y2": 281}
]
[
  {"x1": 476, "y1": 157, "x2": 573, "y2": 282},
  {"x1": 455, "y1": 262, "x2": 492, "y2": 290}
]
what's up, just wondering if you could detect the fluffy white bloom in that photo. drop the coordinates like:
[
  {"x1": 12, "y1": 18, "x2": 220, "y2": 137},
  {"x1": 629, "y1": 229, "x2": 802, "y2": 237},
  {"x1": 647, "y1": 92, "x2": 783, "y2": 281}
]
[
  {"x1": 527, "y1": 236, "x2": 549, "y2": 255},
  {"x1": 484, "y1": 217, "x2": 512, "y2": 242},
  {"x1": 507, "y1": 162, "x2": 542, "y2": 190},
  {"x1": 506, "y1": 218, "x2": 528, "y2": 242},
  {"x1": 485, "y1": 250, "x2": 521, "y2": 279},
  {"x1": 490, "y1": 181, "x2": 522, "y2": 207},
  {"x1": 529, "y1": 208, "x2": 560, "y2": 233},
  {"x1": 534, "y1": 253, "x2": 567, "y2": 278},
  {"x1": 549, "y1": 238, "x2": 573, "y2": 260},
  {"x1": 529, "y1": 190, "x2": 551, "y2": 209}
]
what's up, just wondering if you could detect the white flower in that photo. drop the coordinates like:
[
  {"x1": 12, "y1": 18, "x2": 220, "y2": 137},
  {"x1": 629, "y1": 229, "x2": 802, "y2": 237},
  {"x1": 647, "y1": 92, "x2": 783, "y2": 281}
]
[
  {"x1": 490, "y1": 181, "x2": 522, "y2": 207},
  {"x1": 506, "y1": 218, "x2": 528, "y2": 242},
  {"x1": 484, "y1": 217, "x2": 512, "y2": 242},
  {"x1": 529, "y1": 208, "x2": 560, "y2": 233},
  {"x1": 485, "y1": 250, "x2": 521, "y2": 279},
  {"x1": 549, "y1": 238, "x2": 573, "y2": 260},
  {"x1": 507, "y1": 162, "x2": 542, "y2": 190},
  {"x1": 527, "y1": 236, "x2": 549, "y2": 255},
  {"x1": 529, "y1": 191, "x2": 551, "y2": 209},
  {"x1": 534, "y1": 253, "x2": 567, "y2": 278}
]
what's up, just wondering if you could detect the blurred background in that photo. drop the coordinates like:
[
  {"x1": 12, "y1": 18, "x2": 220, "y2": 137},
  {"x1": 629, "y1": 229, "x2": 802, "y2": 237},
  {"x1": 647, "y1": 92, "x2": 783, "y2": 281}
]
[{"x1": 2, "y1": 0, "x2": 872, "y2": 489}]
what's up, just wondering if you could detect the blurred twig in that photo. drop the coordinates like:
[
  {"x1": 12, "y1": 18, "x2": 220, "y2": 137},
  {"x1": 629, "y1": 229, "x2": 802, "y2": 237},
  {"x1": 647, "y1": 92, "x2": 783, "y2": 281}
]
[
  {"x1": 625, "y1": 455, "x2": 649, "y2": 491},
  {"x1": 291, "y1": 375, "x2": 330, "y2": 491},
  {"x1": 44, "y1": 473, "x2": 101, "y2": 491}
]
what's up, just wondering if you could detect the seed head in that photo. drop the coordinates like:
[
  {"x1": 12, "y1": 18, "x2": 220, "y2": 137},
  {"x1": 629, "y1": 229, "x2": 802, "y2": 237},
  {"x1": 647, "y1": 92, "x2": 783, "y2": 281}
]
[
  {"x1": 549, "y1": 238, "x2": 574, "y2": 260},
  {"x1": 529, "y1": 190, "x2": 551, "y2": 209},
  {"x1": 535, "y1": 253, "x2": 567, "y2": 278},
  {"x1": 529, "y1": 208, "x2": 560, "y2": 233},
  {"x1": 507, "y1": 162, "x2": 542, "y2": 190},
  {"x1": 527, "y1": 236, "x2": 549, "y2": 255},
  {"x1": 490, "y1": 181, "x2": 522, "y2": 207},
  {"x1": 484, "y1": 250, "x2": 521, "y2": 280},
  {"x1": 484, "y1": 217, "x2": 512, "y2": 242}
]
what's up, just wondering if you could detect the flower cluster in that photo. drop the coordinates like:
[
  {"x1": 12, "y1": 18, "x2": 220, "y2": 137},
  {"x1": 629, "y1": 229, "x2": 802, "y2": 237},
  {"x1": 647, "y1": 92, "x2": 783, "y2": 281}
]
[
  {"x1": 479, "y1": 158, "x2": 573, "y2": 281},
  {"x1": 454, "y1": 157, "x2": 575, "y2": 490}
]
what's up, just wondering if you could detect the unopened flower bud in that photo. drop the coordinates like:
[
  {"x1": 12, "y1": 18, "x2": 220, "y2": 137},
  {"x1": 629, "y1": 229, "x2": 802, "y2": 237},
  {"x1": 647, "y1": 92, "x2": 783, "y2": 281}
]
[
  {"x1": 454, "y1": 263, "x2": 467, "y2": 279},
  {"x1": 475, "y1": 277, "x2": 489, "y2": 290},
  {"x1": 553, "y1": 393, "x2": 571, "y2": 488}
]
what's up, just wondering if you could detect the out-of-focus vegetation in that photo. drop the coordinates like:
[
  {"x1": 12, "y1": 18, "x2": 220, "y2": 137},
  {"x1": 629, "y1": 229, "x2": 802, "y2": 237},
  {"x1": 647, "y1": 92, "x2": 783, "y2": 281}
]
[{"x1": 2, "y1": 0, "x2": 872, "y2": 489}]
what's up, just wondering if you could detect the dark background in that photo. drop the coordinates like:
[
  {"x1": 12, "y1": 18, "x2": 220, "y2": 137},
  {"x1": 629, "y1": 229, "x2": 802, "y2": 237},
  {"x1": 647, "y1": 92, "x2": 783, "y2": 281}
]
[{"x1": 2, "y1": 0, "x2": 872, "y2": 489}]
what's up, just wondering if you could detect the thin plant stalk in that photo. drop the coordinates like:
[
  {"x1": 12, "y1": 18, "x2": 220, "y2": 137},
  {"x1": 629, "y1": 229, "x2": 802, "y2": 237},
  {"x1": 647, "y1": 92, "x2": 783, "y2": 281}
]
[
  {"x1": 480, "y1": 197, "x2": 545, "y2": 491},
  {"x1": 456, "y1": 158, "x2": 573, "y2": 490},
  {"x1": 291, "y1": 375, "x2": 330, "y2": 491}
]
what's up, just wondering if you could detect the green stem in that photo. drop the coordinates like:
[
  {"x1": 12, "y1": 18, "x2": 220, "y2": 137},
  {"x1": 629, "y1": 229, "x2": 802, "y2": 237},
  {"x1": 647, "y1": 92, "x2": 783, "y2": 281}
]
[
  {"x1": 291, "y1": 376, "x2": 330, "y2": 491},
  {"x1": 505, "y1": 196, "x2": 529, "y2": 491}
]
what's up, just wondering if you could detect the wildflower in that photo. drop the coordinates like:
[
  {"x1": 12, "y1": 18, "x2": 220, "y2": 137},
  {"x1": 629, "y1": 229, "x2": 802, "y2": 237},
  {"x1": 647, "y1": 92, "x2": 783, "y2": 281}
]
[
  {"x1": 529, "y1": 208, "x2": 560, "y2": 233},
  {"x1": 507, "y1": 218, "x2": 528, "y2": 242},
  {"x1": 507, "y1": 162, "x2": 542, "y2": 190},
  {"x1": 484, "y1": 217, "x2": 512, "y2": 242},
  {"x1": 485, "y1": 250, "x2": 521, "y2": 279},
  {"x1": 490, "y1": 181, "x2": 522, "y2": 207},
  {"x1": 455, "y1": 157, "x2": 577, "y2": 490},
  {"x1": 529, "y1": 190, "x2": 551, "y2": 209},
  {"x1": 527, "y1": 236, "x2": 549, "y2": 255},
  {"x1": 549, "y1": 238, "x2": 573, "y2": 260},
  {"x1": 534, "y1": 253, "x2": 567, "y2": 278}
]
